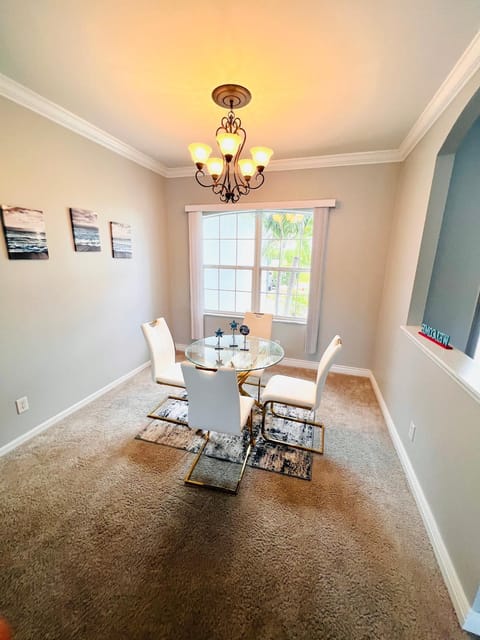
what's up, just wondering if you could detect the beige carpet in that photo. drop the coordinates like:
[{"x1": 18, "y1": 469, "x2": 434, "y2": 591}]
[{"x1": 0, "y1": 364, "x2": 470, "y2": 640}]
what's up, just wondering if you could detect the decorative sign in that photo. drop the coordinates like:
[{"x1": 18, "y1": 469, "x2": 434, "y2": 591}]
[{"x1": 419, "y1": 323, "x2": 452, "y2": 350}]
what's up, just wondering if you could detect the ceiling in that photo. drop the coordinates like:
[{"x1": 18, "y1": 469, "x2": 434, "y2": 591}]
[{"x1": 1, "y1": 0, "x2": 480, "y2": 170}]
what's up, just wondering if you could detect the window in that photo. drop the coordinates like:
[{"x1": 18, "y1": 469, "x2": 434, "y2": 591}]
[
  {"x1": 188, "y1": 200, "x2": 334, "y2": 352},
  {"x1": 202, "y1": 210, "x2": 313, "y2": 321}
]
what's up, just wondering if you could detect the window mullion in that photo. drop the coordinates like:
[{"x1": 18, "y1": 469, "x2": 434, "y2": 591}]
[{"x1": 252, "y1": 212, "x2": 262, "y2": 311}]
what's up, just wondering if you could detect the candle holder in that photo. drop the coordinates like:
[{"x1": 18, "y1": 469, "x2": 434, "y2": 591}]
[
  {"x1": 239, "y1": 324, "x2": 250, "y2": 351},
  {"x1": 214, "y1": 328, "x2": 224, "y2": 350},
  {"x1": 230, "y1": 320, "x2": 239, "y2": 348}
]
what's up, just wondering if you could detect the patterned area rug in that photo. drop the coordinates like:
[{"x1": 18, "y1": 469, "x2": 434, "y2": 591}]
[{"x1": 136, "y1": 394, "x2": 315, "y2": 480}]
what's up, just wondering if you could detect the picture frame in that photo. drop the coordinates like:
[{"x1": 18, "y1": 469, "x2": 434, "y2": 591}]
[
  {"x1": 110, "y1": 221, "x2": 132, "y2": 259},
  {"x1": 69, "y1": 208, "x2": 101, "y2": 252},
  {"x1": 0, "y1": 205, "x2": 49, "y2": 260}
]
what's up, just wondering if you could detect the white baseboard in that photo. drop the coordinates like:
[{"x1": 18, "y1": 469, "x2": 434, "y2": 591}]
[
  {"x1": 369, "y1": 371, "x2": 471, "y2": 628},
  {"x1": 331, "y1": 363, "x2": 370, "y2": 377},
  {"x1": 0, "y1": 361, "x2": 150, "y2": 458}
]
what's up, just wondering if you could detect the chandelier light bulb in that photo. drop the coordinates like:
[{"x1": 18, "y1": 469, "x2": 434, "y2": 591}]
[
  {"x1": 217, "y1": 132, "x2": 242, "y2": 159},
  {"x1": 188, "y1": 143, "x2": 212, "y2": 168},
  {"x1": 206, "y1": 157, "x2": 223, "y2": 179},
  {"x1": 238, "y1": 158, "x2": 256, "y2": 179},
  {"x1": 250, "y1": 146, "x2": 274, "y2": 170}
]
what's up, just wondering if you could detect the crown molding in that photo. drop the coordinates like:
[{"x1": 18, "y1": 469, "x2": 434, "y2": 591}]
[
  {"x1": 165, "y1": 149, "x2": 402, "y2": 178},
  {"x1": 0, "y1": 73, "x2": 168, "y2": 177},
  {"x1": 265, "y1": 149, "x2": 402, "y2": 171},
  {"x1": 399, "y1": 31, "x2": 480, "y2": 160}
]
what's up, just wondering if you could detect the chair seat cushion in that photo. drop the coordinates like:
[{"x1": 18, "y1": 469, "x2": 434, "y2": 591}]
[
  {"x1": 240, "y1": 396, "x2": 255, "y2": 427},
  {"x1": 261, "y1": 374, "x2": 316, "y2": 409},
  {"x1": 155, "y1": 362, "x2": 185, "y2": 387}
]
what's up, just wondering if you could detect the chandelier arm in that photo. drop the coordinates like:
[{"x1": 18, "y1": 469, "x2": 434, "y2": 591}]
[
  {"x1": 194, "y1": 169, "x2": 213, "y2": 188},
  {"x1": 229, "y1": 124, "x2": 251, "y2": 201},
  {"x1": 243, "y1": 172, "x2": 266, "y2": 191},
  {"x1": 194, "y1": 169, "x2": 230, "y2": 203},
  {"x1": 232, "y1": 115, "x2": 241, "y2": 134},
  {"x1": 212, "y1": 181, "x2": 227, "y2": 197},
  {"x1": 217, "y1": 187, "x2": 229, "y2": 203}
]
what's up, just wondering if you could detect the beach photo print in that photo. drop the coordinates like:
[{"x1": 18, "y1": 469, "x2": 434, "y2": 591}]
[
  {"x1": 69, "y1": 208, "x2": 101, "y2": 252},
  {"x1": 110, "y1": 222, "x2": 132, "y2": 258},
  {"x1": 0, "y1": 205, "x2": 49, "y2": 260}
]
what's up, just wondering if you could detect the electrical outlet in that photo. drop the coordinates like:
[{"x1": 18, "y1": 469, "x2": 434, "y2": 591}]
[
  {"x1": 15, "y1": 396, "x2": 29, "y2": 414},
  {"x1": 408, "y1": 421, "x2": 416, "y2": 442}
]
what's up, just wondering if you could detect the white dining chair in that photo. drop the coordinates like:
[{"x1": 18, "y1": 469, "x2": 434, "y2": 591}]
[
  {"x1": 242, "y1": 311, "x2": 273, "y2": 401},
  {"x1": 181, "y1": 362, "x2": 255, "y2": 494},
  {"x1": 141, "y1": 317, "x2": 185, "y2": 388},
  {"x1": 141, "y1": 318, "x2": 186, "y2": 423},
  {"x1": 261, "y1": 335, "x2": 342, "y2": 454}
]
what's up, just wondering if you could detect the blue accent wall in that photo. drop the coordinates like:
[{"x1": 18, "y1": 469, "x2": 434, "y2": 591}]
[{"x1": 424, "y1": 117, "x2": 480, "y2": 351}]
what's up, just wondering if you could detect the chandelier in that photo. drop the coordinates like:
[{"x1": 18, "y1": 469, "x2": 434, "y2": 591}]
[{"x1": 188, "y1": 84, "x2": 273, "y2": 203}]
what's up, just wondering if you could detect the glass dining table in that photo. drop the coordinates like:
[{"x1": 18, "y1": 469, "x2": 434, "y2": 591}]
[{"x1": 185, "y1": 334, "x2": 285, "y2": 395}]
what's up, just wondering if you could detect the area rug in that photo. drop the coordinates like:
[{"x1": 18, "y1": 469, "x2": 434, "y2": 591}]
[{"x1": 136, "y1": 395, "x2": 315, "y2": 480}]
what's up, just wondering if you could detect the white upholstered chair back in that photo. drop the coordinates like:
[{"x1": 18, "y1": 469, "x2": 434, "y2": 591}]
[
  {"x1": 181, "y1": 362, "x2": 241, "y2": 435},
  {"x1": 141, "y1": 318, "x2": 176, "y2": 383},
  {"x1": 314, "y1": 335, "x2": 342, "y2": 409},
  {"x1": 243, "y1": 311, "x2": 273, "y2": 339}
]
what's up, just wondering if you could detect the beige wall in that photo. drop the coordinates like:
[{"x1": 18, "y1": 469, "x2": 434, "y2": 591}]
[
  {"x1": 373, "y1": 71, "x2": 480, "y2": 607},
  {"x1": 166, "y1": 163, "x2": 400, "y2": 368},
  {"x1": 0, "y1": 97, "x2": 169, "y2": 449}
]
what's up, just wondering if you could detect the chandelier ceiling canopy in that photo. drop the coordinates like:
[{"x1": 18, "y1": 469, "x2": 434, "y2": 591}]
[{"x1": 188, "y1": 84, "x2": 273, "y2": 204}]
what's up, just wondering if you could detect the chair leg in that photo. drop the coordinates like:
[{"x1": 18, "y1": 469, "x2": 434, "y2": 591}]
[
  {"x1": 247, "y1": 410, "x2": 255, "y2": 446},
  {"x1": 184, "y1": 431, "x2": 210, "y2": 486},
  {"x1": 147, "y1": 394, "x2": 189, "y2": 426},
  {"x1": 184, "y1": 419, "x2": 254, "y2": 495},
  {"x1": 261, "y1": 400, "x2": 325, "y2": 454},
  {"x1": 237, "y1": 373, "x2": 264, "y2": 408}
]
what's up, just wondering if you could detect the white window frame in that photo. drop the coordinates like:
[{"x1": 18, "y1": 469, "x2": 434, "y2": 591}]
[
  {"x1": 203, "y1": 210, "x2": 315, "y2": 322},
  {"x1": 187, "y1": 199, "x2": 336, "y2": 353}
]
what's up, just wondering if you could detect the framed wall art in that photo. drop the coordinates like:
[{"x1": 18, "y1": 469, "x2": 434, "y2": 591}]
[
  {"x1": 69, "y1": 208, "x2": 101, "y2": 252},
  {"x1": 110, "y1": 222, "x2": 132, "y2": 259},
  {"x1": 0, "y1": 205, "x2": 49, "y2": 260}
]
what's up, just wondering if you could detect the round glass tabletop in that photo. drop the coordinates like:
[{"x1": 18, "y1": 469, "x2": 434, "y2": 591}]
[{"x1": 185, "y1": 335, "x2": 284, "y2": 372}]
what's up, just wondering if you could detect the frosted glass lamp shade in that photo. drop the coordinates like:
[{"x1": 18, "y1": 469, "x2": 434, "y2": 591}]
[
  {"x1": 251, "y1": 146, "x2": 274, "y2": 169},
  {"x1": 188, "y1": 143, "x2": 212, "y2": 166},
  {"x1": 217, "y1": 133, "x2": 241, "y2": 157},
  {"x1": 239, "y1": 158, "x2": 256, "y2": 179},
  {"x1": 206, "y1": 157, "x2": 224, "y2": 179}
]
